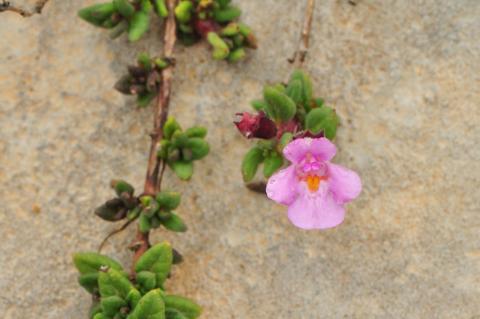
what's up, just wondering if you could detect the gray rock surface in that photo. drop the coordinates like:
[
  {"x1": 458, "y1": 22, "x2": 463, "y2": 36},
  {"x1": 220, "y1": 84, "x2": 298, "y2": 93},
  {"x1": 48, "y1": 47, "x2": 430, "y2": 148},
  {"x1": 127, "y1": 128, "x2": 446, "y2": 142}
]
[{"x1": 1, "y1": 0, "x2": 479, "y2": 318}]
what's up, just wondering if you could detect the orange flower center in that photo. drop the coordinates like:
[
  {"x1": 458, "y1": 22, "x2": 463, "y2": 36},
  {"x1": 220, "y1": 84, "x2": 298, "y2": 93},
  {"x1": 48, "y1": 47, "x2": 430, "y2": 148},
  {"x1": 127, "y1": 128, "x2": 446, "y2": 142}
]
[{"x1": 305, "y1": 175, "x2": 326, "y2": 192}]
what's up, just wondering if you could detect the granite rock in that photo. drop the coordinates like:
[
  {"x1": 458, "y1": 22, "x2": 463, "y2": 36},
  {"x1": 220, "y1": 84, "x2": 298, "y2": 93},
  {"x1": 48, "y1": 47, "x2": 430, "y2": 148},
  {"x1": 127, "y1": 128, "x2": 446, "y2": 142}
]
[{"x1": 0, "y1": 0, "x2": 479, "y2": 318}]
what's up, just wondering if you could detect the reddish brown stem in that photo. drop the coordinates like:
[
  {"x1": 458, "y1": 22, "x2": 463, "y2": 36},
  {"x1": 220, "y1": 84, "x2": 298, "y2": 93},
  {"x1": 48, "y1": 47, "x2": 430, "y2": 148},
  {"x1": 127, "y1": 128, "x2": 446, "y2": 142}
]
[
  {"x1": 131, "y1": 0, "x2": 178, "y2": 271},
  {"x1": 288, "y1": 0, "x2": 315, "y2": 67},
  {"x1": 0, "y1": 0, "x2": 49, "y2": 16}
]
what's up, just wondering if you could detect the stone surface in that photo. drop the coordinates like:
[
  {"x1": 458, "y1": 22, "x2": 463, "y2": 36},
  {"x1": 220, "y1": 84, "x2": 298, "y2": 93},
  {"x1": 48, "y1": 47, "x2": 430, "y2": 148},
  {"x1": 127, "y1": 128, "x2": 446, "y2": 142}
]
[{"x1": 1, "y1": 0, "x2": 479, "y2": 318}]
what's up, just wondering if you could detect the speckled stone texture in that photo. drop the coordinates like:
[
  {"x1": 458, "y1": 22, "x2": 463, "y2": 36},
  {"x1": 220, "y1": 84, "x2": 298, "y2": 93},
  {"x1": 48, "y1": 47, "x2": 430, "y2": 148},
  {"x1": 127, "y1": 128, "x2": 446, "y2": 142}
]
[{"x1": 1, "y1": 0, "x2": 479, "y2": 318}]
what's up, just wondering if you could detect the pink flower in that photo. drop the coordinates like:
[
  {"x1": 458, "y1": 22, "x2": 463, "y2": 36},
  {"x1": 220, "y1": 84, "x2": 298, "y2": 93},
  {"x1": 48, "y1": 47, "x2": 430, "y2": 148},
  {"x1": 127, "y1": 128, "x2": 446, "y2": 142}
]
[{"x1": 266, "y1": 137, "x2": 362, "y2": 230}]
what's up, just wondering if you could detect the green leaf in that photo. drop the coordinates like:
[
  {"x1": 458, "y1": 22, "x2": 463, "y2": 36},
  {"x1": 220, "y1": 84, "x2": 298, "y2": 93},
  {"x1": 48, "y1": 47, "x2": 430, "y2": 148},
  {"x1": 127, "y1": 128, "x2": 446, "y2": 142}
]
[
  {"x1": 113, "y1": 0, "x2": 135, "y2": 18},
  {"x1": 128, "y1": 11, "x2": 150, "y2": 42},
  {"x1": 163, "y1": 117, "x2": 181, "y2": 140},
  {"x1": 136, "y1": 271, "x2": 157, "y2": 292},
  {"x1": 166, "y1": 311, "x2": 188, "y2": 319},
  {"x1": 207, "y1": 32, "x2": 230, "y2": 60},
  {"x1": 78, "y1": 272, "x2": 99, "y2": 294},
  {"x1": 263, "y1": 85, "x2": 296, "y2": 122},
  {"x1": 174, "y1": 0, "x2": 193, "y2": 23},
  {"x1": 184, "y1": 126, "x2": 207, "y2": 138},
  {"x1": 128, "y1": 289, "x2": 165, "y2": 319},
  {"x1": 161, "y1": 213, "x2": 187, "y2": 232},
  {"x1": 305, "y1": 106, "x2": 339, "y2": 139},
  {"x1": 241, "y1": 146, "x2": 264, "y2": 182},
  {"x1": 185, "y1": 138, "x2": 209, "y2": 160},
  {"x1": 170, "y1": 160, "x2": 194, "y2": 181},
  {"x1": 171, "y1": 131, "x2": 189, "y2": 148},
  {"x1": 111, "y1": 180, "x2": 135, "y2": 196},
  {"x1": 137, "y1": 92, "x2": 156, "y2": 108},
  {"x1": 102, "y1": 16, "x2": 120, "y2": 29},
  {"x1": 89, "y1": 302, "x2": 103, "y2": 319},
  {"x1": 78, "y1": 3, "x2": 116, "y2": 27},
  {"x1": 314, "y1": 97, "x2": 324, "y2": 108},
  {"x1": 228, "y1": 48, "x2": 246, "y2": 63},
  {"x1": 288, "y1": 70, "x2": 313, "y2": 106},
  {"x1": 221, "y1": 23, "x2": 240, "y2": 37},
  {"x1": 93, "y1": 313, "x2": 108, "y2": 319},
  {"x1": 217, "y1": 0, "x2": 231, "y2": 9},
  {"x1": 137, "y1": 52, "x2": 152, "y2": 70},
  {"x1": 263, "y1": 152, "x2": 283, "y2": 178},
  {"x1": 279, "y1": 132, "x2": 293, "y2": 149},
  {"x1": 285, "y1": 78, "x2": 303, "y2": 106},
  {"x1": 156, "y1": 191, "x2": 181, "y2": 210},
  {"x1": 73, "y1": 252, "x2": 123, "y2": 274},
  {"x1": 98, "y1": 268, "x2": 135, "y2": 299},
  {"x1": 213, "y1": 6, "x2": 241, "y2": 23},
  {"x1": 250, "y1": 100, "x2": 268, "y2": 112},
  {"x1": 127, "y1": 206, "x2": 141, "y2": 220},
  {"x1": 101, "y1": 296, "x2": 127, "y2": 317},
  {"x1": 135, "y1": 242, "x2": 173, "y2": 288},
  {"x1": 97, "y1": 269, "x2": 142, "y2": 311},
  {"x1": 165, "y1": 295, "x2": 202, "y2": 319},
  {"x1": 140, "y1": 0, "x2": 153, "y2": 12},
  {"x1": 154, "y1": 0, "x2": 168, "y2": 17},
  {"x1": 127, "y1": 289, "x2": 142, "y2": 309},
  {"x1": 139, "y1": 213, "x2": 152, "y2": 233}
]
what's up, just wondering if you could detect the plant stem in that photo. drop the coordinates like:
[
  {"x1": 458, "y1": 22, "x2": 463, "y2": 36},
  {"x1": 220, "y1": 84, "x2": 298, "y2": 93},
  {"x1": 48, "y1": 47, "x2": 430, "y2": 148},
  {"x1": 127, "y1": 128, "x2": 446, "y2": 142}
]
[
  {"x1": 131, "y1": 0, "x2": 178, "y2": 272},
  {"x1": 0, "y1": 0, "x2": 49, "y2": 17},
  {"x1": 288, "y1": 0, "x2": 315, "y2": 67}
]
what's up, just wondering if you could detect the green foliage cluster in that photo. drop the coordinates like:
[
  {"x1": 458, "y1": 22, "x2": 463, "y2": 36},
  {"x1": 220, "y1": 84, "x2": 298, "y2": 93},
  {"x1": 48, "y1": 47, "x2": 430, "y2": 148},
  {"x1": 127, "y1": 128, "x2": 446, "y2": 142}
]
[
  {"x1": 241, "y1": 70, "x2": 339, "y2": 182},
  {"x1": 78, "y1": 0, "x2": 256, "y2": 62},
  {"x1": 78, "y1": 0, "x2": 167, "y2": 41},
  {"x1": 74, "y1": 242, "x2": 202, "y2": 319},
  {"x1": 157, "y1": 117, "x2": 209, "y2": 181}
]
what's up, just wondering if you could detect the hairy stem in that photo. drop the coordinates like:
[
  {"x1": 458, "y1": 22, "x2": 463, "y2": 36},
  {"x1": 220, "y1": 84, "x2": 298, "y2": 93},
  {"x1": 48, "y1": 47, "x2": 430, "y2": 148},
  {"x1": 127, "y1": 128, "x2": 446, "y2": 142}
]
[
  {"x1": 132, "y1": 0, "x2": 178, "y2": 272},
  {"x1": 288, "y1": 0, "x2": 315, "y2": 67}
]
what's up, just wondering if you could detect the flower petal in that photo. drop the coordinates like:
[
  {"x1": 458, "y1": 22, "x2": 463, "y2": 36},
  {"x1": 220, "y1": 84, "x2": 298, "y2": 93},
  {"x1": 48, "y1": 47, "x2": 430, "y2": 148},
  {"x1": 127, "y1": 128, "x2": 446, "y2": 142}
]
[
  {"x1": 282, "y1": 138, "x2": 312, "y2": 163},
  {"x1": 310, "y1": 138, "x2": 337, "y2": 161},
  {"x1": 287, "y1": 188, "x2": 345, "y2": 230},
  {"x1": 266, "y1": 165, "x2": 298, "y2": 205},
  {"x1": 283, "y1": 137, "x2": 337, "y2": 163},
  {"x1": 327, "y1": 163, "x2": 362, "y2": 204}
]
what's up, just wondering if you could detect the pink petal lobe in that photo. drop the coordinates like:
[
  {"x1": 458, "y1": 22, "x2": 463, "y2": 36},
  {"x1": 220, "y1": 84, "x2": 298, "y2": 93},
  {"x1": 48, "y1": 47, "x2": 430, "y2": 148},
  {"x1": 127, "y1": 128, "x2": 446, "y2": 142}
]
[
  {"x1": 282, "y1": 138, "x2": 311, "y2": 163},
  {"x1": 266, "y1": 165, "x2": 298, "y2": 205},
  {"x1": 287, "y1": 188, "x2": 345, "y2": 230},
  {"x1": 327, "y1": 163, "x2": 362, "y2": 204},
  {"x1": 283, "y1": 138, "x2": 337, "y2": 164},
  {"x1": 310, "y1": 138, "x2": 337, "y2": 161}
]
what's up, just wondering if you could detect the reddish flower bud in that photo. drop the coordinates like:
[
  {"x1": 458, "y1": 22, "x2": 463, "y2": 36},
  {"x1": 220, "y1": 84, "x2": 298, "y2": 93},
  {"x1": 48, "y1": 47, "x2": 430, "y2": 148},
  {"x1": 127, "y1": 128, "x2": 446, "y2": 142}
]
[
  {"x1": 234, "y1": 112, "x2": 277, "y2": 139},
  {"x1": 193, "y1": 19, "x2": 220, "y2": 38}
]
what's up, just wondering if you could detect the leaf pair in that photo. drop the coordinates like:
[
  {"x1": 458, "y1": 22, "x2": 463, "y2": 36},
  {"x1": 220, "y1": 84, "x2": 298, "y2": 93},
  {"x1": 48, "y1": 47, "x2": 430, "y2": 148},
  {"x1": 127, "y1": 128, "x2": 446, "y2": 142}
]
[
  {"x1": 242, "y1": 143, "x2": 284, "y2": 182},
  {"x1": 79, "y1": 0, "x2": 168, "y2": 42}
]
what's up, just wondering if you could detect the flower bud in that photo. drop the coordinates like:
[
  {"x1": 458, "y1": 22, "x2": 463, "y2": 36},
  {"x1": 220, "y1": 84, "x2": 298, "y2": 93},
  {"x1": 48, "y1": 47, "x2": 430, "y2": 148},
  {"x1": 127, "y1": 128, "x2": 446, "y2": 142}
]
[{"x1": 234, "y1": 111, "x2": 277, "y2": 139}]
